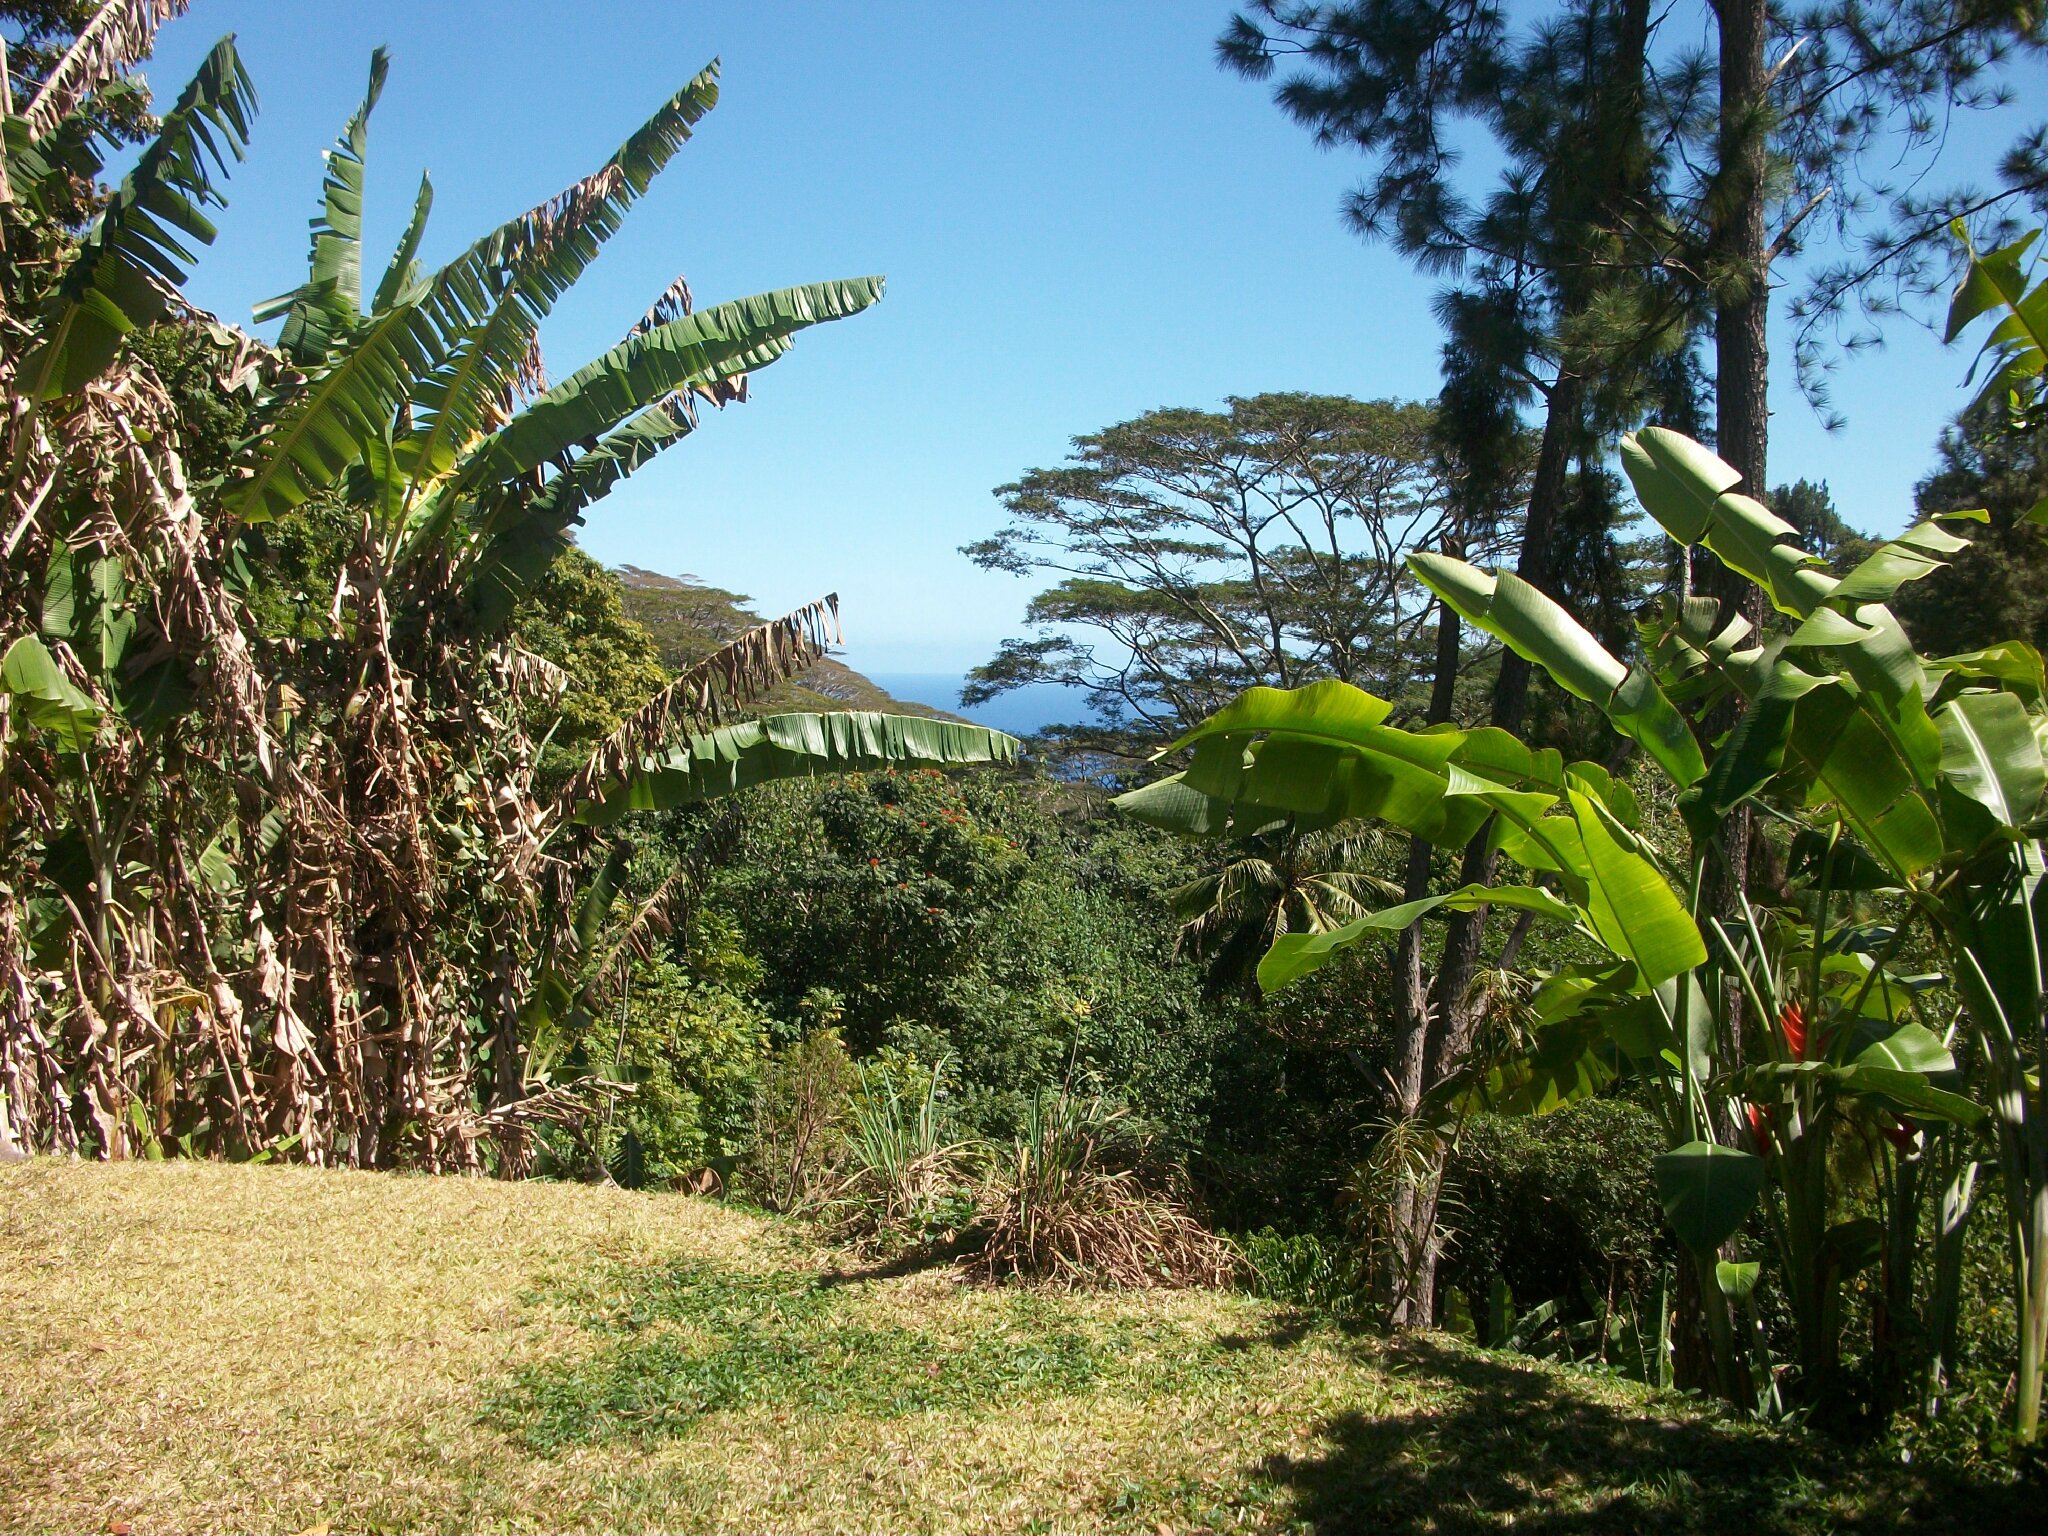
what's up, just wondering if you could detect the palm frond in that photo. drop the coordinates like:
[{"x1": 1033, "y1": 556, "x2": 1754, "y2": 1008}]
[
  {"x1": 576, "y1": 712, "x2": 1020, "y2": 828},
  {"x1": 22, "y1": 0, "x2": 190, "y2": 142},
  {"x1": 455, "y1": 275, "x2": 885, "y2": 494},
  {"x1": 253, "y1": 47, "x2": 388, "y2": 362},
  {"x1": 395, "y1": 63, "x2": 721, "y2": 490},
  {"x1": 21, "y1": 35, "x2": 254, "y2": 399},
  {"x1": 370, "y1": 170, "x2": 434, "y2": 314},
  {"x1": 555, "y1": 594, "x2": 841, "y2": 819}
]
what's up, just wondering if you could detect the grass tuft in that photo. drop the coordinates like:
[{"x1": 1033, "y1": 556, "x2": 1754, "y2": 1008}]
[{"x1": 491, "y1": 1258, "x2": 1257, "y2": 1449}]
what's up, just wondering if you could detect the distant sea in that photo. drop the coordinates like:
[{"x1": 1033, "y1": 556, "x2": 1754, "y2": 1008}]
[{"x1": 864, "y1": 673, "x2": 1098, "y2": 738}]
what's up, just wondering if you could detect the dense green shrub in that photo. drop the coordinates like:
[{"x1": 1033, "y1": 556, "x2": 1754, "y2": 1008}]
[
  {"x1": 1236, "y1": 1228, "x2": 1373, "y2": 1320},
  {"x1": 734, "y1": 1028, "x2": 858, "y2": 1212},
  {"x1": 700, "y1": 771, "x2": 1234, "y2": 1150},
  {"x1": 1442, "y1": 1097, "x2": 1672, "y2": 1337},
  {"x1": 588, "y1": 957, "x2": 771, "y2": 1188},
  {"x1": 1196, "y1": 948, "x2": 1403, "y2": 1234}
]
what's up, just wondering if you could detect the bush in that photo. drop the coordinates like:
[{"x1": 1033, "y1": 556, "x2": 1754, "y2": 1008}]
[
  {"x1": 972, "y1": 1089, "x2": 1236, "y2": 1289},
  {"x1": 734, "y1": 1029, "x2": 857, "y2": 1213},
  {"x1": 702, "y1": 774, "x2": 1233, "y2": 1154},
  {"x1": 1236, "y1": 1227, "x2": 1372, "y2": 1320},
  {"x1": 1194, "y1": 948, "x2": 1402, "y2": 1234},
  {"x1": 1441, "y1": 1096, "x2": 1671, "y2": 1341},
  {"x1": 535, "y1": 949, "x2": 769, "y2": 1189}
]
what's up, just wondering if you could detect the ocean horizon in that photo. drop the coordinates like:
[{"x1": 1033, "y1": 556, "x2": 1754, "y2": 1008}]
[{"x1": 863, "y1": 673, "x2": 1098, "y2": 738}]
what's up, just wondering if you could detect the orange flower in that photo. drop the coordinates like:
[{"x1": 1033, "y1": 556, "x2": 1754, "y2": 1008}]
[{"x1": 1779, "y1": 1002, "x2": 1809, "y2": 1062}]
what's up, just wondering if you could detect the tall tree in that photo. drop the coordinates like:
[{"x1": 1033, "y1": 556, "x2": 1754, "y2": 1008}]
[
  {"x1": 963, "y1": 393, "x2": 1458, "y2": 759},
  {"x1": 1222, "y1": 0, "x2": 2046, "y2": 1328},
  {"x1": 1896, "y1": 405, "x2": 2048, "y2": 654}
]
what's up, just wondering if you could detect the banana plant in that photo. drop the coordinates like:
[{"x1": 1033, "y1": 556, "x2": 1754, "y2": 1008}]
[
  {"x1": 1119, "y1": 434, "x2": 2014, "y2": 1411},
  {"x1": 1946, "y1": 223, "x2": 2047, "y2": 525},
  {"x1": 1400, "y1": 422, "x2": 2041, "y2": 1433},
  {"x1": 1113, "y1": 675, "x2": 1751, "y2": 1391},
  {"x1": 0, "y1": 10, "x2": 1015, "y2": 1175}
]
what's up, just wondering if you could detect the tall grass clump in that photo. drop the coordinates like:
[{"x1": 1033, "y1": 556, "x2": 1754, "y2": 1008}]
[
  {"x1": 974, "y1": 1089, "x2": 1235, "y2": 1289},
  {"x1": 825, "y1": 1054, "x2": 977, "y2": 1253}
]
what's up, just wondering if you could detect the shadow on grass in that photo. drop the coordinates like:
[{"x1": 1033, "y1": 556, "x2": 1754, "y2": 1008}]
[
  {"x1": 818, "y1": 1232, "x2": 975, "y2": 1288},
  {"x1": 1252, "y1": 1337, "x2": 2032, "y2": 1535}
]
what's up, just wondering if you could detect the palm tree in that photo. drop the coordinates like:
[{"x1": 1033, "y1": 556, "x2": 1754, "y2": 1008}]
[{"x1": 1169, "y1": 822, "x2": 1400, "y2": 993}]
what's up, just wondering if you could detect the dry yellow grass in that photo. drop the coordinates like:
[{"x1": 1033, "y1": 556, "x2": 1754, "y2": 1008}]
[
  {"x1": 2, "y1": 1159, "x2": 780, "y2": 1534},
  {"x1": 0, "y1": 1159, "x2": 2021, "y2": 1535}
]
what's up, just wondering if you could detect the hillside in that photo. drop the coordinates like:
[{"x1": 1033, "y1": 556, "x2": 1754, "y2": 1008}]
[
  {"x1": 614, "y1": 566, "x2": 958, "y2": 721},
  {"x1": 0, "y1": 1161, "x2": 2021, "y2": 1536}
]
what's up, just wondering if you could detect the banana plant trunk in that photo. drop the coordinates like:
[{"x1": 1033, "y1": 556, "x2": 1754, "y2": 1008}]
[{"x1": 1387, "y1": 550, "x2": 1468, "y2": 1327}]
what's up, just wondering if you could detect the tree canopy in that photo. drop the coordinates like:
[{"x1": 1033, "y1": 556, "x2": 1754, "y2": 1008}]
[{"x1": 962, "y1": 393, "x2": 1461, "y2": 756}]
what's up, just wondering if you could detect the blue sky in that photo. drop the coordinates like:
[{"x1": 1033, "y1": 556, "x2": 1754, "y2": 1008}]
[{"x1": 137, "y1": 2, "x2": 2045, "y2": 675}]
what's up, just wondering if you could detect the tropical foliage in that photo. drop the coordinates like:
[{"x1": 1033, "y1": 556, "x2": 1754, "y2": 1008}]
[
  {"x1": 13, "y1": 0, "x2": 2048, "y2": 1496},
  {"x1": 1121, "y1": 370, "x2": 2048, "y2": 1438},
  {"x1": 0, "y1": 17, "x2": 1014, "y2": 1169}
]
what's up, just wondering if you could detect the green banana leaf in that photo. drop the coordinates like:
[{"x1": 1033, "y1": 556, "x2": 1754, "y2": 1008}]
[
  {"x1": 463, "y1": 399, "x2": 700, "y2": 630},
  {"x1": 1946, "y1": 225, "x2": 2046, "y2": 422},
  {"x1": 1621, "y1": 428, "x2": 1839, "y2": 621},
  {"x1": 1410, "y1": 552, "x2": 1704, "y2": 788},
  {"x1": 371, "y1": 171, "x2": 435, "y2": 315},
  {"x1": 1567, "y1": 789, "x2": 1706, "y2": 987},
  {"x1": 398, "y1": 63, "x2": 722, "y2": 487},
  {"x1": 253, "y1": 47, "x2": 389, "y2": 361},
  {"x1": 1256, "y1": 883, "x2": 1579, "y2": 993},
  {"x1": 2, "y1": 635, "x2": 102, "y2": 752},
  {"x1": 1854, "y1": 1021, "x2": 1955, "y2": 1074},
  {"x1": 464, "y1": 277, "x2": 885, "y2": 493},
  {"x1": 1108, "y1": 772, "x2": 1294, "y2": 839},
  {"x1": 229, "y1": 293, "x2": 453, "y2": 523},
  {"x1": 1937, "y1": 689, "x2": 2047, "y2": 830},
  {"x1": 21, "y1": 37, "x2": 257, "y2": 399},
  {"x1": 1654, "y1": 1141, "x2": 1765, "y2": 1254},
  {"x1": 576, "y1": 712, "x2": 1019, "y2": 826}
]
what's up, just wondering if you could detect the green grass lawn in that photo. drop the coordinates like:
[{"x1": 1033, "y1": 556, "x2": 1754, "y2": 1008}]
[{"x1": 0, "y1": 1159, "x2": 2030, "y2": 1534}]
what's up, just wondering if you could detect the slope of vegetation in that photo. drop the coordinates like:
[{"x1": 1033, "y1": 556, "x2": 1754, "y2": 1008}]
[
  {"x1": 0, "y1": 1159, "x2": 2028, "y2": 1536},
  {"x1": 616, "y1": 566, "x2": 956, "y2": 720}
]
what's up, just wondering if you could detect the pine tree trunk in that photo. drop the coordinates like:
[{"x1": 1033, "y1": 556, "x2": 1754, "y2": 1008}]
[
  {"x1": 1713, "y1": 0, "x2": 1770, "y2": 499},
  {"x1": 1430, "y1": 373, "x2": 1582, "y2": 1048}
]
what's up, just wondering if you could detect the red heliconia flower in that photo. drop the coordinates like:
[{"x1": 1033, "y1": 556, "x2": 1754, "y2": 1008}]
[
  {"x1": 1779, "y1": 1002, "x2": 1809, "y2": 1062},
  {"x1": 1880, "y1": 1115, "x2": 1919, "y2": 1152},
  {"x1": 1746, "y1": 1102, "x2": 1773, "y2": 1152}
]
